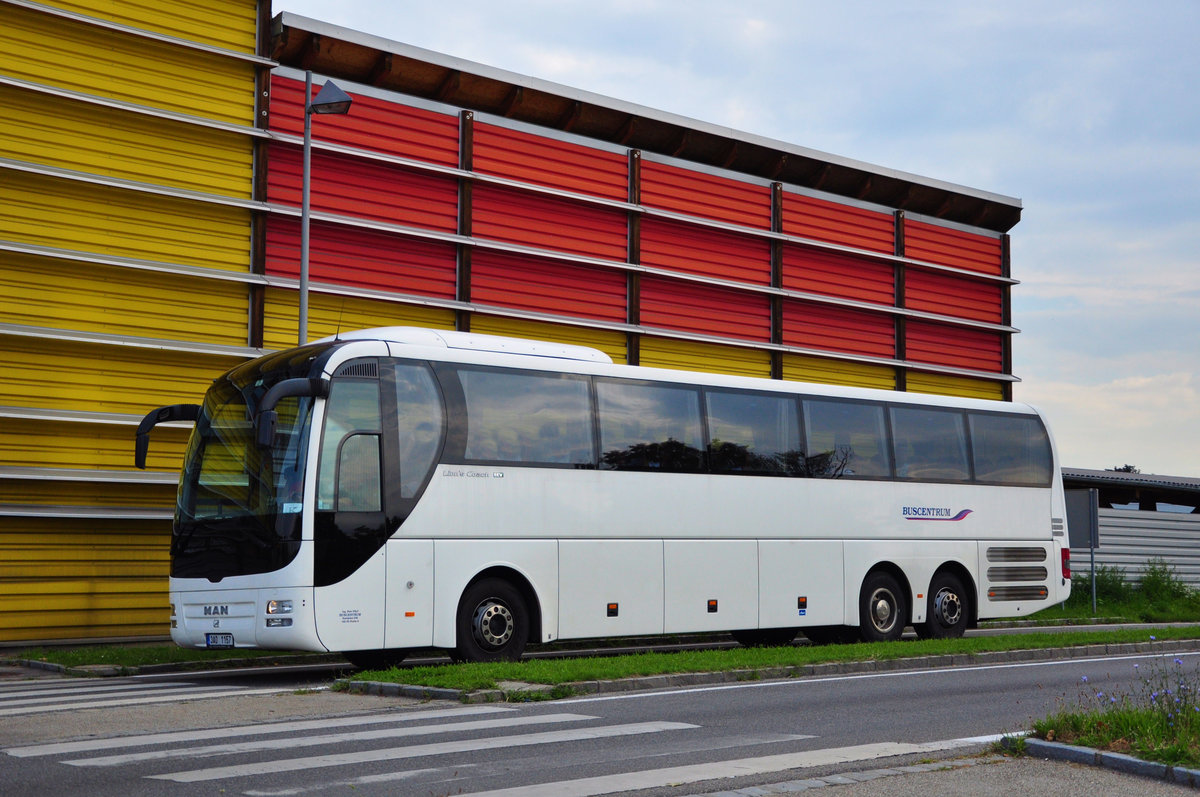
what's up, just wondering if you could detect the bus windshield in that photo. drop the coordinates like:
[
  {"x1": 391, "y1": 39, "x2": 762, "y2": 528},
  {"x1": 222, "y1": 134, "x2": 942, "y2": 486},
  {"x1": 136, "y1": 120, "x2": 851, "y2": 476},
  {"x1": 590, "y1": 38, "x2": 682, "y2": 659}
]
[{"x1": 172, "y1": 346, "x2": 332, "y2": 579}]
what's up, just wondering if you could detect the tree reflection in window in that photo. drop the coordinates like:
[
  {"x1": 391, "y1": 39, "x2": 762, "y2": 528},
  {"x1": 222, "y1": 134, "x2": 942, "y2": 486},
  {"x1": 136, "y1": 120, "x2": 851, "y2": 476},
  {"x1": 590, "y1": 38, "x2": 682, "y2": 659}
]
[
  {"x1": 597, "y1": 380, "x2": 704, "y2": 472},
  {"x1": 803, "y1": 399, "x2": 891, "y2": 478}
]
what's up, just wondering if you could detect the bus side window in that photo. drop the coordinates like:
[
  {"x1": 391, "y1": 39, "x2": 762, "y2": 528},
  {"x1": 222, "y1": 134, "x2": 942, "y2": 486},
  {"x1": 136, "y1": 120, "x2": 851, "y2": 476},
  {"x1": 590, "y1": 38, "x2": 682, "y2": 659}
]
[
  {"x1": 969, "y1": 413, "x2": 1052, "y2": 485},
  {"x1": 705, "y1": 390, "x2": 801, "y2": 475},
  {"x1": 597, "y1": 380, "x2": 704, "y2": 472},
  {"x1": 317, "y1": 380, "x2": 381, "y2": 511},
  {"x1": 891, "y1": 407, "x2": 970, "y2": 482},
  {"x1": 803, "y1": 399, "x2": 891, "y2": 478},
  {"x1": 393, "y1": 364, "x2": 444, "y2": 497}
]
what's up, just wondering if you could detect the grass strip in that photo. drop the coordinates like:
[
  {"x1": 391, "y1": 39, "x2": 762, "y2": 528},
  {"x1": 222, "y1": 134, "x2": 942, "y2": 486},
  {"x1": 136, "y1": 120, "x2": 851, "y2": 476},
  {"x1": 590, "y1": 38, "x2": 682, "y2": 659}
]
[{"x1": 351, "y1": 626, "x2": 1200, "y2": 693}]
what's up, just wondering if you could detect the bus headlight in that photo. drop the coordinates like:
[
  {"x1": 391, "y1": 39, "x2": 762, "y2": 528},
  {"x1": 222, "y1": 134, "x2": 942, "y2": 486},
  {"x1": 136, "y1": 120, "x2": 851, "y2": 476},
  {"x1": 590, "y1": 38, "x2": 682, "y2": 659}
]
[{"x1": 266, "y1": 599, "x2": 293, "y2": 615}]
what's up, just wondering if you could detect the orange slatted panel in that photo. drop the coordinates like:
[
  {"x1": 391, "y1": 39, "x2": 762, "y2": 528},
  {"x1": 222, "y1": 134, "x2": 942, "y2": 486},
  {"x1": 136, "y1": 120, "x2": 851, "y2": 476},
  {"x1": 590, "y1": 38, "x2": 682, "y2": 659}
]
[
  {"x1": 470, "y1": 250, "x2": 627, "y2": 322},
  {"x1": 640, "y1": 217, "x2": 770, "y2": 285},
  {"x1": 781, "y1": 301, "x2": 895, "y2": 358},
  {"x1": 781, "y1": 193, "x2": 894, "y2": 253},
  {"x1": 270, "y1": 75, "x2": 459, "y2": 166},
  {"x1": 903, "y1": 219, "x2": 1003, "y2": 275},
  {"x1": 905, "y1": 270, "x2": 1004, "y2": 324},
  {"x1": 906, "y1": 320, "x2": 1004, "y2": 372},
  {"x1": 265, "y1": 218, "x2": 457, "y2": 299},
  {"x1": 639, "y1": 277, "x2": 770, "y2": 342},
  {"x1": 781, "y1": 244, "x2": 895, "y2": 305},
  {"x1": 640, "y1": 161, "x2": 770, "y2": 229},
  {"x1": 472, "y1": 122, "x2": 628, "y2": 201},
  {"x1": 268, "y1": 142, "x2": 459, "y2": 232},
  {"x1": 472, "y1": 184, "x2": 627, "y2": 261}
]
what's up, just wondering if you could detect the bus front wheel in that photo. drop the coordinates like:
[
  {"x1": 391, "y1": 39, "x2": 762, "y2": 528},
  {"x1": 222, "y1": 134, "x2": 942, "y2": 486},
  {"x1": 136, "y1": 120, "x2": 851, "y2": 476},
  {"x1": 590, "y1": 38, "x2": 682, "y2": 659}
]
[
  {"x1": 915, "y1": 573, "x2": 968, "y2": 639},
  {"x1": 858, "y1": 572, "x2": 907, "y2": 642},
  {"x1": 454, "y1": 578, "x2": 529, "y2": 662}
]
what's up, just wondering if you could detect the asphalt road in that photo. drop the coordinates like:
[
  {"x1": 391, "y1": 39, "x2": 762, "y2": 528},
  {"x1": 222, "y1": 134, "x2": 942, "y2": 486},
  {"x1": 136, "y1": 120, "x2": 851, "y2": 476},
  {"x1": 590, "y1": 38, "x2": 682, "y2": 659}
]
[{"x1": 3, "y1": 645, "x2": 1200, "y2": 796}]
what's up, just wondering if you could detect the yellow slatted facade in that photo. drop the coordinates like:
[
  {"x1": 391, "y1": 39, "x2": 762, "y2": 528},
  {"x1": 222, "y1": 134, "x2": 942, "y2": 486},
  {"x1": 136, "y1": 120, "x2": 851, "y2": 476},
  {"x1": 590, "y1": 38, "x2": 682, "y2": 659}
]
[
  {"x1": 0, "y1": 0, "x2": 263, "y2": 643},
  {"x1": 469, "y1": 317, "x2": 630, "y2": 365},
  {"x1": 781, "y1": 354, "x2": 898, "y2": 391},
  {"x1": 639, "y1": 337, "x2": 772, "y2": 378},
  {"x1": 0, "y1": 254, "x2": 251, "y2": 346},
  {"x1": 260, "y1": 289, "x2": 458, "y2": 350},
  {"x1": 906, "y1": 371, "x2": 1006, "y2": 401}
]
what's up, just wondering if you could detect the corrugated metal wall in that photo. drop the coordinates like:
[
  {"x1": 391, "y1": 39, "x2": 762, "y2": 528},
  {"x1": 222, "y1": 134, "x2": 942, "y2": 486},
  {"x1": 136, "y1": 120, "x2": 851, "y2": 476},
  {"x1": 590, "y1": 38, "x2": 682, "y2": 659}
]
[
  {"x1": 263, "y1": 68, "x2": 1015, "y2": 395},
  {"x1": 0, "y1": 0, "x2": 267, "y2": 643},
  {"x1": 1073, "y1": 511, "x2": 1200, "y2": 588},
  {"x1": 1, "y1": 4, "x2": 1022, "y2": 643}
]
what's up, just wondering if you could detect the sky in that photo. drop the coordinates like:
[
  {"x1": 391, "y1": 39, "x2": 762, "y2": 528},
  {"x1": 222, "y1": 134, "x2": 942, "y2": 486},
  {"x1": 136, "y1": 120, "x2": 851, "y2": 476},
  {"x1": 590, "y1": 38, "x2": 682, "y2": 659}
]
[{"x1": 278, "y1": 0, "x2": 1199, "y2": 476}]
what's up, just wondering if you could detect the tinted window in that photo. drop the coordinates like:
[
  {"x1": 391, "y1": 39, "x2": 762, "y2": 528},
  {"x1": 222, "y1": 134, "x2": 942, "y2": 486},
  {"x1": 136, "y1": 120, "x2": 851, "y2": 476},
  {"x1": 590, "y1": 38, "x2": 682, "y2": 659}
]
[
  {"x1": 318, "y1": 379, "x2": 382, "y2": 511},
  {"x1": 597, "y1": 380, "x2": 703, "y2": 472},
  {"x1": 459, "y1": 369, "x2": 593, "y2": 465},
  {"x1": 393, "y1": 363, "x2": 443, "y2": 498},
  {"x1": 891, "y1": 407, "x2": 970, "y2": 482},
  {"x1": 706, "y1": 390, "x2": 801, "y2": 475},
  {"x1": 970, "y1": 413, "x2": 1052, "y2": 485},
  {"x1": 803, "y1": 399, "x2": 891, "y2": 478}
]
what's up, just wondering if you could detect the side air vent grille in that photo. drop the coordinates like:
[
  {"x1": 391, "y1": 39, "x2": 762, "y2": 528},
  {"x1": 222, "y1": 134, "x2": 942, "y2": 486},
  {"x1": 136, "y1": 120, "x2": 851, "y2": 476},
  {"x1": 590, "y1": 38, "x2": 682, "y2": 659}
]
[
  {"x1": 987, "y1": 566, "x2": 1048, "y2": 582},
  {"x1": 986, "y1": 547, "x2": 1047, "y2": 563},
  {"x1": 335, "y1": 361, "x2": 379, "y2": 378}
]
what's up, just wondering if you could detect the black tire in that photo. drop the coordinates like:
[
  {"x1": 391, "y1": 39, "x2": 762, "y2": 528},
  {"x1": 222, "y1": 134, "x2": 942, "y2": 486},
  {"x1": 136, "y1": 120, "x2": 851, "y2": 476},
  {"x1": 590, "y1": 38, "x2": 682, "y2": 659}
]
[
  {"x1": 343, "y1": 649, "x2": 407, "y2": 670},
  {"x1": 802, "y1": 625, "x2": 861, "y2": 645},
  {"x1": 731, "y1": 628, "x2": 798, "y2": 647},
  {"x1": 454, "y1": 578, "x2": 530, "y2": 662},
  {"x1": 915, "y1": 572, "x2": 969, "y2": 639},
  {"x1": 858, "y1": 572, "x2": 908, "y2": 642}
]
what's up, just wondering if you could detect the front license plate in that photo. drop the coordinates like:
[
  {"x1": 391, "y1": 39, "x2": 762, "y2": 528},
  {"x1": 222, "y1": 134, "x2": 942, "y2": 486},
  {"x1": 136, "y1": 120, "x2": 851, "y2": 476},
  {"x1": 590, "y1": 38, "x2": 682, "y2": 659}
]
[{"x1": 205, "y1": 633, "x2": 234, "y2": 649}]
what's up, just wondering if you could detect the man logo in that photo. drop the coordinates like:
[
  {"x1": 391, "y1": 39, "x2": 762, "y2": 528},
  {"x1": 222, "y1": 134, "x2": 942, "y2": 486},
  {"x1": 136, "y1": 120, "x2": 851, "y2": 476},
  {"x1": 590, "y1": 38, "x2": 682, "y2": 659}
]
[{"x1": 203, "y1": 605, "x2": 229, "y2": 616}]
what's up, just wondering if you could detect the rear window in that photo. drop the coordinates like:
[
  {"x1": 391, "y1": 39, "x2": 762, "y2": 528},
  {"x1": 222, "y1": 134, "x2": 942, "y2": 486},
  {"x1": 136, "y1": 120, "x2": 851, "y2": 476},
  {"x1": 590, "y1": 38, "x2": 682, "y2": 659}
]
[{"x1": 969, "y1": 413, "x2": 1052, "y2": 485}]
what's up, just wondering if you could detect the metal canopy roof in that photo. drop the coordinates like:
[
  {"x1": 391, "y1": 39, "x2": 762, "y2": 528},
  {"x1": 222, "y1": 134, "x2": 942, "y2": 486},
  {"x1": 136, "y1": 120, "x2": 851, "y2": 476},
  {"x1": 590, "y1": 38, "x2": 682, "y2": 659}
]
[{"x1": 271, "y1": 13, "x2": 1023, "y2": 234}]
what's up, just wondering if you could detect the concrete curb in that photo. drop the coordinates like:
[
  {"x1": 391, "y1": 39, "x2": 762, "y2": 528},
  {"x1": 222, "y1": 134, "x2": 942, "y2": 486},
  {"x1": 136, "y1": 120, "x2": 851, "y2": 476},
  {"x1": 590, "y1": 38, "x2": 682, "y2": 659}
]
[
  {"x1": 1009, "y1": 738, "x2": 1200, "y2": 789},
  {"x1": 337, "y1": 638, "x2": 1200, "y2": 704}
]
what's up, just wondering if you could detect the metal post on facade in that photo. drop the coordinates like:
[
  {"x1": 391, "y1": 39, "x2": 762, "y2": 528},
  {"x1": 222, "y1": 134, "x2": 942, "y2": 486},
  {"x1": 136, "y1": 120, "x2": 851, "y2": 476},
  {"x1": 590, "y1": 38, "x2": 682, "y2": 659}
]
[{"x1": 299, "y1": 71, "x2": 353, "y2": 345}]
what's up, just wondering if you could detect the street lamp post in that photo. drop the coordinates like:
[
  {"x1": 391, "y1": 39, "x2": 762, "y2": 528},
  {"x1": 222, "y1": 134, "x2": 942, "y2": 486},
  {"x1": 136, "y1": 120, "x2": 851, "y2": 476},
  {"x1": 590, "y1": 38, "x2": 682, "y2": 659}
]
[{"x1": 299, "y1": 71, "x2": 353, "y2": 346}]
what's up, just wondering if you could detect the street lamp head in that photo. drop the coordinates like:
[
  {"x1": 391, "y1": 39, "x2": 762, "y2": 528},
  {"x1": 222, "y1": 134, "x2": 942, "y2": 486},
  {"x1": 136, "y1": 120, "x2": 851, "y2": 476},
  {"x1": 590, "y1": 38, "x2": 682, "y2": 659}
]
[{"x1": 307, "y1": 80, "x2": 352, "y2": 115}]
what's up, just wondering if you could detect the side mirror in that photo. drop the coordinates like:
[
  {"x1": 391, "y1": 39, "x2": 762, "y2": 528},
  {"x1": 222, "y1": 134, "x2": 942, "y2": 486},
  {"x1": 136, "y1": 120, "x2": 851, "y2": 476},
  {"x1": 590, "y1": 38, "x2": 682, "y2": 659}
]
[{"x1": 135, "y1": 404, "x2": 201, "y2": 469}]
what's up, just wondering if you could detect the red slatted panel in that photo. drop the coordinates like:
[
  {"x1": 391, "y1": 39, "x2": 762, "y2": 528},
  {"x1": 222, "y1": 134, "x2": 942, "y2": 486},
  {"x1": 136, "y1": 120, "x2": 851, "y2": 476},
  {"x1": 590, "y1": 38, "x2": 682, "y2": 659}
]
[
  {"x1": 264, "y1": 218, "x2": 456, "y2": 298},
  {"x1": 903, "y1": 219, "x2": 1003, "y2": 275},
  {"x1": 268, "y1": 142, "x2": 458, "y2": 232},
  {"x1": 905, "y1": 270, "x2": 1003, "y2": 324},
  {"x1": 781, "y1": 301, "x2": 895, "y2": 358},
  {"x1": 906, "y1": 320, "x2": 1004, "y2": 372},
  {"x1": 270, "y1": 75, "x2": 459, "y2": 166},
  {"x1": 472, "y1": 184, "x2": 627, "y2": 261},
  {"x1": 639, "y1": 277, "x2": 770, "y2": 342},
  {"x1": 781, "y1": 244, "x2": 894, "y2": 305},
  {"x1": 640, "y1": 161, "x2": 770, "y2": 229},
  {"x1": 472, "y1": 122, "x2": 628, "y2": 201},
  {"x1": 640, "y1": 217, "x2": 770, "y2": 285},
  {"x1": 780, "y1": 193, "x2": 894, "y2": 253},
  {"x1": 470, "y1": 250, "x2": 627, "y2": 322}
]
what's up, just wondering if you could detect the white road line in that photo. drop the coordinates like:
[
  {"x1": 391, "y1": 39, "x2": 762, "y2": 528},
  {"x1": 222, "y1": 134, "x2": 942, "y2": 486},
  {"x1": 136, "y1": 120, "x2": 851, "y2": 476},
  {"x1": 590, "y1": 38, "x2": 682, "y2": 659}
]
[
  {"x1": 150, "y1": 721, "x2": 700, "y2": 783},
  {"x1": 243, "y1": 766, "x2": 452, "y2": 796},
  {"x1": 68, "y1": 713, "x2": 598, "y2": 766},
  {"x1": 0, "y1": 684, "x2": 233, "y2": 708},
  {"x1": 0, "y1": 681, "x2": 192, "y2": 697},
  {"x1": 6, "y1": 705, "x2": 515, "y2": 757},
  {"x1": 0, "y1": 686, "x2": 296, "y2": 717},
  {"x1": 462, "y1": 735, "x2": 1007, "y2": 797}
]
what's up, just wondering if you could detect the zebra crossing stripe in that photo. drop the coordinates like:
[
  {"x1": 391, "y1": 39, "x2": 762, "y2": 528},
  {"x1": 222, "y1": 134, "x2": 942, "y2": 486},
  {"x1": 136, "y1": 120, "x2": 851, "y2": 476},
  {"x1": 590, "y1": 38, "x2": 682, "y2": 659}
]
[
  {"x1": 5, "y1": 705, "x2": 515, "y2": 758},
  {"x1": 0, "y1": 686, "x2": 296, "y2": 717},
  {"x1": 149, "y1": 721, "x2": 700, "y2": 783},
  {"x1": 67, "y1": 713, "x2": 598, "y2": 767}
]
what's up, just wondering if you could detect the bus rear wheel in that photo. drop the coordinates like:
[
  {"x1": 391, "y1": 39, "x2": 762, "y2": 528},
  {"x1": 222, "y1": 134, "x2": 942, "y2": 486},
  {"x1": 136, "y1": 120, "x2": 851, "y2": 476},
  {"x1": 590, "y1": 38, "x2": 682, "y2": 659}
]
[
  {"x1": 731, "y1": 628, "x2": 798, "y2": 647},
  {"x1": 859, "y1": 572, "x2": 907, "y2": 642},
  {"x1": 915, "y1": 573, "x2": 969, "y2": 639},
  {"x1": 454, "y1": 578, "x2": 529, "y2": 662}
]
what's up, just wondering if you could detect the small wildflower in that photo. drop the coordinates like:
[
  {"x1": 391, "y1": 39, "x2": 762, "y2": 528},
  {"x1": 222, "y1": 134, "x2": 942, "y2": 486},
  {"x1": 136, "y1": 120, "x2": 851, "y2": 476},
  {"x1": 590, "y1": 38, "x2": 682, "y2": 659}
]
[
  {"x1": 1081, "y1": 675, "x2": 1089, "y2": 683},
  {"x1": 1151, "y1": 635, "x2": 1157, "y2": 640}
]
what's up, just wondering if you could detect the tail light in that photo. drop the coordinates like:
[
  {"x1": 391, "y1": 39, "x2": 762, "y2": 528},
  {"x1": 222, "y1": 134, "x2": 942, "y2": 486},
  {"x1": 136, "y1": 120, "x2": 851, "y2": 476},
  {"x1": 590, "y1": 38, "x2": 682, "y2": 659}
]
[{"x1": 1061, "y1": 547, "x2": 1071, "y2": 580}]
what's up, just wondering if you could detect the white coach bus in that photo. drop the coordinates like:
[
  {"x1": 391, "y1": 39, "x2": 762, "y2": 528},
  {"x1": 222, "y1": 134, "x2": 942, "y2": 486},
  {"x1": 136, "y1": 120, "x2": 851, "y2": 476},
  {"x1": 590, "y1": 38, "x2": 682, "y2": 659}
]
[{"x1": 136, "y1": 327, "x2": 1071, "y2": 667}]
